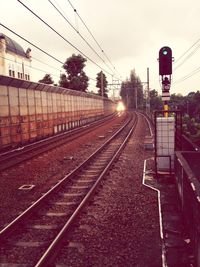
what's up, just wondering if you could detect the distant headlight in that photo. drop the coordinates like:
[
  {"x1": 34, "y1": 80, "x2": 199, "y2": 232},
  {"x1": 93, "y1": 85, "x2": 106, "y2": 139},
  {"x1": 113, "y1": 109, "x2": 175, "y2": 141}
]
[{"x1": 116, "y1": 101, "x2": 125, "y2": 112}]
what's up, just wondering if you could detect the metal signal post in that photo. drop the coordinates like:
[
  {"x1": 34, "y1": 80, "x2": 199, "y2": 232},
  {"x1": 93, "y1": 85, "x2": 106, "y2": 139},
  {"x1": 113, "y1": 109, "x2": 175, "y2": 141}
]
[{"x1": 158, "y1": 46, "x2": 173, "y2": 116}]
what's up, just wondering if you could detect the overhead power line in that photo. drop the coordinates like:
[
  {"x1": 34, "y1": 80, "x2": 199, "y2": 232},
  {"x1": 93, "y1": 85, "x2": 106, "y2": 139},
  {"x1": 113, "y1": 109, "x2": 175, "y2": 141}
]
[
  {"x1": 0, "y1": 23, "x2": 96, "y2": 83},
  {"x1": 173, "y1": 65, "x2": 200, "y2": 84},
  {"x1": 48, "y1": 0, "x2": 115, "y2": 75},
  {"x1": 17, "y1": 0, "x2": 114, "y2": 78},
  {"x1": 0, "y1": 54, "x2": 61, "y2": 79},
  {"x1": 67, "y1": 0, "x2": 123, "y2": 80},
  {"x1": 174, "y1": 38, "x2": 200, "y2": 72},
  {"x1": 0, "y1": 23, "x2": 63, "y2": 65},
  {"x1": 174, "y1": 38, "x2": 200, "y2": 64}
]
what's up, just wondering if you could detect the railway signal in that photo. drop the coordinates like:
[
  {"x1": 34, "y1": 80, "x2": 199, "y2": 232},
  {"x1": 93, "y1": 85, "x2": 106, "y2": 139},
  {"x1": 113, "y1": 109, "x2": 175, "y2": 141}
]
[
  {"x1": 159, "y1": 46, "x2": 172, "y2": 76},
  {"x1": 158, "y1": 46, "x2": 173, "y2": 116}
]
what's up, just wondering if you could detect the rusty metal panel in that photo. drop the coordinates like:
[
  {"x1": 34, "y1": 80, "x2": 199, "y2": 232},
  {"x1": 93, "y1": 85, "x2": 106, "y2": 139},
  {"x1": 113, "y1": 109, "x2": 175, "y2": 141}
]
[
  {"x1": 30, "y1": 131, "x2": 37, "y2": 139},
  {"x1": 20, "y1": 115, "x2": 29, "y2": 123},
  {"x1": 9, "y1": 105, "x2": 19, "y2": 116},
  {"x1": 36, "y1": 114, "x2": 43, "y2": 122},
  {"x1": 29, "y1": 115, "x2": 36, "y2": 122},
  {"x1": 11, "y1": 134, "x2": 21, "y2": 144},
  {"x1": 9, "y1": 96, "x2": 19, "y2": 106},
  {"x1": 36, "y1": 105, "x2": 42, "y2": 114},
  {"x1": 28, "y1": 97, "x2": 35, "y2": 105},
  {"x1": 42, "y1": 106, "x2": 47, "y2": 113},
  {"x1": 0, "y1": 85, "x2": 8, "y2": 95},
  {"x1": 52, "y1": 93, "x2": 57, "y2": 112},
  {"x1": 30, "y1": 122, "x2": 36, "y2": 131},
  {"x1": 21, "y1": 123, "x2": 29, "y2": 133},
  {"x1": 11, "y1": 116, "x2": 20, "y2": 124},
  {"x1": 19, "y1": 88, "x2": 27, "y2": 98},
  {"x1": 0, "y1": 95, "x2": 9, "y2": 106},
  {"x1": 0, "y1": 126, "x2": 10, "y2": 136},
  {"x1": 0, "y1": 106, "x2": 9, "y2": 116},
  {"x1": 43, "y1": 114, "x2": 48, "y2": 120},
  {"x1": 27, "y1": 89, "x2": 34, "y2": 98},
  {"x1": 28, "y1": 106, "x2": 36, "y2": 115},
  {"x1": 1, "y1": 136, "x2": 11, "y2": 145},
  {"x1": 19, "y1": 106, "x2": 28, "y2": 116},
  {"x1": 37, "y1": 129, "x2": 43, "y2": 137},
  {"x1": 21, "y1": 133, "x2": 29, "y2": 141}
]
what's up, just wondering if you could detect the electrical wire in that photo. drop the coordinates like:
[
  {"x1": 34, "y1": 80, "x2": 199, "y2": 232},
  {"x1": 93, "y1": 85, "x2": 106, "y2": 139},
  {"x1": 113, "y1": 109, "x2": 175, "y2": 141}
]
[
  {"x1": 0, "y1": 23, "x2": 63, "y2": 65},
  {"x1": 67, "y1": 0, "x2": 123, "y2": 80},
  {"x1": 0, "y1": 24, "x2": 97, "y2": 83},
  {"x1": 48, "y1": 0, "x2": 115, "y2": 75},
  {"x1": 173, "y1": 65, "x2": 200, "y2": 84},
  {"x1": 174, "y1": 42, "x2": 200, "y2": 72},
  {"x1": 32, "y1": 56, "x2": 61, "y2": 72},
  {"x1": 17, "y1": 0, "x2": 114, "y2": 78},
  {"x1": 174, "y1": 38, "x2": 200, "y2": 65},
  {"x1": 0, "y1": 54, "x2": 60, "y2": 79}
]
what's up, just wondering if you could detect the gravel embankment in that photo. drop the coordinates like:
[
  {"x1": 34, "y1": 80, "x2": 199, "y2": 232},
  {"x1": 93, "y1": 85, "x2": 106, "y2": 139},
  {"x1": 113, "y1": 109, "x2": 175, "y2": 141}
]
[
  {"x1": 0, "y1": 115, "x2": 126, "y2": 228},
  {"x1": 55, "y1": 114, "x2": 162, "y2": 267}
]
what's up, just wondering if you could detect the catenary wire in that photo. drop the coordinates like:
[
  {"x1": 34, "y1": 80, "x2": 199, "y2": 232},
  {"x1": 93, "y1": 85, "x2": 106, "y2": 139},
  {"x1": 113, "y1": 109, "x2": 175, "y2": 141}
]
[
  {"x1": 0, "y1": 55, "x2": 60, "y2": 79},
  {"x1": 67, "y1": 0, "x2": 123, "y2": 80},
  {"x1": 0, "y1": 23, "x2": 63, "y2": 65},
  {"x1": 174, "y1": 38, "x2": 200, "y2": 65},
  {"x1": 17, "y1": 0, "x2": 114, "y2": 78},
  {"x1": 0, "y1": 24, "x2": 97, "y2": 83},
  {"x1": 174, "y1": 42, "x2": 200, "y2": 72},
  {"x1": 173, "y1": 66, "x2": 200, "y2": 84},
  {"x1": 48, "y1": 0, "x2": 116, "y2": 75}
]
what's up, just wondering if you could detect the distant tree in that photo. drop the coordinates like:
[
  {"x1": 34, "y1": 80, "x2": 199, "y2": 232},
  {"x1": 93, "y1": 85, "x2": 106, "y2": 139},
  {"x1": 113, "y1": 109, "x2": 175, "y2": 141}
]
[
  {"x1": 59, "y1": 54, "x2": 89, "y2": 92},
  {"x1": 149, "y1": 89, "x2": 162, "y2": 112},
  {"x1": 96, "y1": 71, "x2": 108, "y2": 98},
  {"x1": 59, "y1": 73, "x2": 69, "y2": 88},
  {"x1": 169, "y1": 93, "x2": 184, "y2": 111},
  {"x1": 38, "y1": 74, "x2": 54, "y2": 85},
  {"x1": 120, "y1": 70, "x2": 144, "y2": 109}
]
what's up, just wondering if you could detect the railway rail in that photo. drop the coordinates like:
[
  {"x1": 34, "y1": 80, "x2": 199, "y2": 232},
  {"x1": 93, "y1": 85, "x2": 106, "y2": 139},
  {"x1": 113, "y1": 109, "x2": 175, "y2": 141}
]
[
  {"x1": 0, "y1": 112, "x2": 138, "y2": 267},
  {"x1": 0, "y1": 113, "x2": 124, "y2": 171}
]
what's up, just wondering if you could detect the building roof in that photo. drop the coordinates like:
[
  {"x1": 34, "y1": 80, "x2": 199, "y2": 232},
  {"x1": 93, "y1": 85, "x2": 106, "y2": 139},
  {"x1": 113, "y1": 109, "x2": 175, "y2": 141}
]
[{"x1": 0, "y1": 33, "x2": 27, "y2": 58}]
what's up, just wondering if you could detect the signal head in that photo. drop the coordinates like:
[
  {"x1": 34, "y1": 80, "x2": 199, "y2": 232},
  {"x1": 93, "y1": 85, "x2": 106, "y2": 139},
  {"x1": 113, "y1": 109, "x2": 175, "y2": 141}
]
[{"x1": 159, "y1": 46, "x2": 172, "y2": 75}]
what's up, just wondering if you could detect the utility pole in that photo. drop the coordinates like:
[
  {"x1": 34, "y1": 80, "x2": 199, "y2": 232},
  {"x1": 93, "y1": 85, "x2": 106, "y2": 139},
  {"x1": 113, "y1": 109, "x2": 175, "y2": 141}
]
[
  {"x1": 135, "y1": 80, "x2": 138, "y2": 110},
  {"x1": 147, "y1": 67, "x2": 150, "y2": 113},
  {"x1": 101, "y1": 71, "x2": 104, "y2": 98}
]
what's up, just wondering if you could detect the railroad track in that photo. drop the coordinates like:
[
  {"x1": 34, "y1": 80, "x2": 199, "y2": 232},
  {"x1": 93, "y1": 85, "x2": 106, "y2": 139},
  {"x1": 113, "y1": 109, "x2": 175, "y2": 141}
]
[
  {"x1": 0, "y1": 112, "x2": 138, "y2": 267},
  {"x1": 0, "y1": 113, "x2": 124, "y2": 171}
]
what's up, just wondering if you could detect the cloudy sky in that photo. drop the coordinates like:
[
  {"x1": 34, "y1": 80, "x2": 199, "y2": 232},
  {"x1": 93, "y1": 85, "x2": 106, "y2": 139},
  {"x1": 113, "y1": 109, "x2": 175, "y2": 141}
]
[{"x1": 1, "y1": 0, "x2": 200, "y2": 96}]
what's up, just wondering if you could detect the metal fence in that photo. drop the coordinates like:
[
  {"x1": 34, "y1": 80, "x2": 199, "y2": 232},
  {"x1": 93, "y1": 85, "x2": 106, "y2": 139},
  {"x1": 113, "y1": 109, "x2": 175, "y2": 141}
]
[{"x1": 175, "y1": 151, "x2": 200, "y2": 267}]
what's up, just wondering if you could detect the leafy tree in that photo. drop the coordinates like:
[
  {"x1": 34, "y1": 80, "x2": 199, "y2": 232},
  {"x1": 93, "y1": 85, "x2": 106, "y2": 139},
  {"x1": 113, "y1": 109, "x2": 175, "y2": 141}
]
[
  {"x1": 59, "y1": 54, "x2": 89, "y2": 92},
  {"x1": 59, "y1": 73, "x2": 69, "y2": 88},
  {"x1": 120, "y1": 70, "x2": 144, "y2": 109},
  {"x1": 169, "y1": 93, "x2": 185, "y2": 112},
  {"x1": 38, "y1": 74, "x2": 54, "y2": 85},
  {"x1": 149, "y1": 89, "x2": 162, "y2": 112},
  {"x1": 96, "y1": 71, "x2": 108, "y2": 98}
]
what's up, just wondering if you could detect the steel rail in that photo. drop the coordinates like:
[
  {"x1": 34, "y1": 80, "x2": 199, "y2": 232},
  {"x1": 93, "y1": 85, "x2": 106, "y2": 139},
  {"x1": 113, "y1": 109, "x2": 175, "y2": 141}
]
[
  {"x1": 35, "y1": 112, "x2": 138, "y2": 267},
  {"x1": 0, "y1": 113, "x2": 120, "y2": 171},
  {"x1": 0, "y1": 112, "x2": 131, "y2": 240}
]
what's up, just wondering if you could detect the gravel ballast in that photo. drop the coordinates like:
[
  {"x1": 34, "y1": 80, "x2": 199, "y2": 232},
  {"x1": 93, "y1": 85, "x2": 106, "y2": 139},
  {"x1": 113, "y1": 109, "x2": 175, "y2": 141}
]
[
  {"x1": 0, "y1": 112, "x2": 162, "y2": 266},
  {"x1": 0, "y1": 115, "x2": 126, "y2": 228},
  {"x1": 55, "y1": 114, "x2": 162, "y2": 267}
]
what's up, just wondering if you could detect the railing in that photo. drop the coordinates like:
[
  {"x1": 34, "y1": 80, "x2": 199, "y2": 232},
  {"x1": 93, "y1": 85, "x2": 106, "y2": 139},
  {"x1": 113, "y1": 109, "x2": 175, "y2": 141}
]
[
  {"x1": 175, "y1": 151, "x2": 200, "y2": 267},
  {"x1": 181, "y1": 134, "x2": 200, "y2": 152}
]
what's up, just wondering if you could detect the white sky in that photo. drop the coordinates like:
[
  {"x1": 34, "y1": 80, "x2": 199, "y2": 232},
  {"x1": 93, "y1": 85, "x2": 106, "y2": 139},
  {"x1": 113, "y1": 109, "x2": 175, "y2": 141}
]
[{"x1": 1, "y1": 0, "x2": 200, "y2": 96}]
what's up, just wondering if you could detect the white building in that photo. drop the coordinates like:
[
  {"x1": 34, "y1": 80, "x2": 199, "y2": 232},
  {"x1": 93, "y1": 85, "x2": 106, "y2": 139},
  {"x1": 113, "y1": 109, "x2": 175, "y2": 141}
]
[{"x1": 0, "y1": 33, "x2": 31, "y2": 80}]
